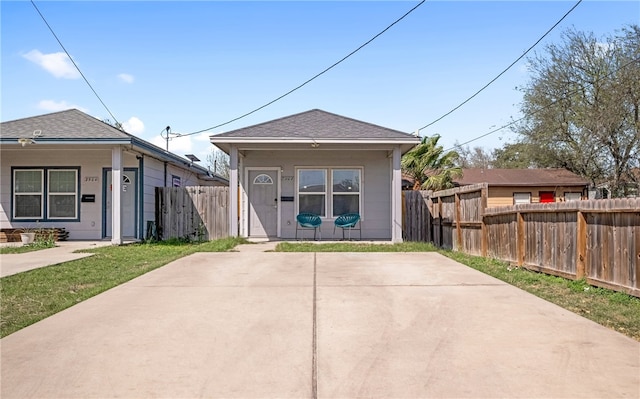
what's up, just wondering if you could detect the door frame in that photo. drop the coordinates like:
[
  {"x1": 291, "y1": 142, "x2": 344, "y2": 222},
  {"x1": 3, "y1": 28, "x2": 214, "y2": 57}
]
[
  {"x1": 102, "y1": 167, "x2": 139, "y2": 239},
  {"x1": 243, "y1": 167, "x2": 281, "y2": 238}
]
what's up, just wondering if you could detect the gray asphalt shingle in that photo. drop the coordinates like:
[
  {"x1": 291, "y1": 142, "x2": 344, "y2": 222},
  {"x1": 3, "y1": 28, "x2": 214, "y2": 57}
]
[
  {"x1": 211, "y1": 109, "x2": 416, "y2": 140},
  {"x1": 0, "y1": 109, "x2": 131, "y2": 140}
]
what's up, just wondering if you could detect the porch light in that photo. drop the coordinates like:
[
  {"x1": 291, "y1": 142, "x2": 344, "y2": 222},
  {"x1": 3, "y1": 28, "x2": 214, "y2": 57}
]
[{"x1": 18, "y1": 138, "x2": 35, "y2": 147}]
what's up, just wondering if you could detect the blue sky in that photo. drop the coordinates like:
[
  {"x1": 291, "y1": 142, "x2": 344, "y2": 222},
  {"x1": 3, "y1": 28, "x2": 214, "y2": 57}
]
[{"x1": 2, "y1": 0, "x2": 638, "y2": 166}]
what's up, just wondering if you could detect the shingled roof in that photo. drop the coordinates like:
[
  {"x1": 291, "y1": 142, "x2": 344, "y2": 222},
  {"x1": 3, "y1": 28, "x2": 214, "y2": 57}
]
[
  {"x1": 1, "y1": 109, "x2": 225, "y2": 182},
  {"x1": 0, "y1": 109, "x2": 131, "y2": 140},
  {"x1": 211, "y1": 109, "x2": 417, "y2": 140},
  {"x1": 456, "y1": 168, "x2": 589, "y2": 187}
]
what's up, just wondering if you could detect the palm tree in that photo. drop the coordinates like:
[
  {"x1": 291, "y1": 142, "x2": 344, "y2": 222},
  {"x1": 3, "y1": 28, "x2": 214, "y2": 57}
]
[{"x1": 401, "y1": 134, "x2": 462, "y2": 191}]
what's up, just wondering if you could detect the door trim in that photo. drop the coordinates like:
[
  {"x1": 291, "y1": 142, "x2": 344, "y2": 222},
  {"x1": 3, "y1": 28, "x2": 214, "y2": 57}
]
[
  {"x1": 102, "y1": 167, "x2": 139, "y2": 239},
  {"x1": 244, "y1": 167, "x2": 281, "y2": 238}
]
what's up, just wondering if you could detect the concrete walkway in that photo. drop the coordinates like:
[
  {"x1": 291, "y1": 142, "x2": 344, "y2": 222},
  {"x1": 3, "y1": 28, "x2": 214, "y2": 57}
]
[
  {"x1": 1, "y1": 249, "x2": 638, "y2": 398},
  {"x1": 0, "y1": 241, "x2": 114, "y2": 277}
]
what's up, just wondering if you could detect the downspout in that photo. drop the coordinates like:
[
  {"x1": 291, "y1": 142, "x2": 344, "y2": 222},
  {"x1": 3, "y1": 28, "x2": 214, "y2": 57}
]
[
  {"x1": 164, "y1": 161, "x2": 168, "y2": 187},
  {"x1": 138, "y1": 155, "x2": 144, "y2": 239}
]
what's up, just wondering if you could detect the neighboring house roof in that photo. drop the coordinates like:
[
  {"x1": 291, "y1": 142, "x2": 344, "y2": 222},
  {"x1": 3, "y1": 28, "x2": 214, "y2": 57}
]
[
  {"x1": 1, "y1": 109, "x2": 227, "y2": 184},
  {"x1": 455, "y1": 168, "x2": 589, "y2": 187},
  {"x1": 0, "y1": 109, "x2": 131, "y2": 141},
  {"x1": 210, "y1": 109, "x2": 420, "y2": 153}
]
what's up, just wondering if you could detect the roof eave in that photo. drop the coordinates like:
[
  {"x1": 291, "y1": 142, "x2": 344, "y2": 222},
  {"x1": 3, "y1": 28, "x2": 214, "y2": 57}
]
[
  {"x1": 0, "y1": 138, "x2": 133, "y2": 145},
  {"x1": 210, "y1": 137, "x2": 420, "y2": 153}
]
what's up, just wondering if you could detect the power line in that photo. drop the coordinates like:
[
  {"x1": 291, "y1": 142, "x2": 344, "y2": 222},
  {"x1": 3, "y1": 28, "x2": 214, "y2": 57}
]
[
  {"x1": 30, "y1": 0, "x2": 120, "y2": 126},
  {"x1": 180, "y1": 0, "x2": 426, "y2": 137},
  {"x1": 418, "y1": 0, "x2": 583, "y2": 133},
  {"x1": 444, "y1": 57, "x2": 640, "y2": 152}
]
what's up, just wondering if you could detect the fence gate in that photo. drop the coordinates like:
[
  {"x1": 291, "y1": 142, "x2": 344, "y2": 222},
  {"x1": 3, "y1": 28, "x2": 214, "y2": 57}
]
[{"x1": 155, "y1": 186, "x2": 229, "y2": 241}]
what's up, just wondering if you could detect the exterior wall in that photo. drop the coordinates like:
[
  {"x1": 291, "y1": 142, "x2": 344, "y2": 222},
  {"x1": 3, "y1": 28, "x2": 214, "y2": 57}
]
[
  {"x1": 487, "y1": 186, "x2": 586, "y2": 207},
  {"x1": 1, "y1": 146, "x2": 217, "y2": 241},
  {"x1": 141, "y1": 155, "x2": 225, "y2": 239},
  {"x1": 0, "y1": 146, "x2": 137, "y2": 239},
  {"x1": 240, "y1": 149, "x2": 392, "y2": 240}
]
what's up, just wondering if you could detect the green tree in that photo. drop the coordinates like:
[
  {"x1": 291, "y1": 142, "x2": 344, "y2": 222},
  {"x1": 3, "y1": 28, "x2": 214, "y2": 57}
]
[
  {"x1": 454, "y1": 144, "x2": 495, "y2": 169},
  {"x1": 514, "y1": 25, "x2": 640, "y2": 196},
  {"x1": 401, "y1": 134, "x2": 462, "y2": 191}
]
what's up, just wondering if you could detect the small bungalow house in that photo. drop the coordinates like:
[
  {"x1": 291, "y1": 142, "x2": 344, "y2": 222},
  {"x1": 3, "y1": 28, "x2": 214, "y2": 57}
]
[
  {"x1": 455, "y1": 168, "x2": 589, "y2": 207},
  {"x1": 0, "y1": 109, "x2": 227, "y2": 243},
  {"x1": 210, "y1": 109, "x2": 420, "y2": 242}
]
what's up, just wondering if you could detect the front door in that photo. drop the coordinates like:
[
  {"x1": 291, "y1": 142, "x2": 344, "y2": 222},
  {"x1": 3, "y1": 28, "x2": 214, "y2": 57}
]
[
  {"x1": 104, "y1": 169, "x2": 137, "y2": 238},
  {"x1": 248, "y1": 170, "x2": 278, "y2": 237}
]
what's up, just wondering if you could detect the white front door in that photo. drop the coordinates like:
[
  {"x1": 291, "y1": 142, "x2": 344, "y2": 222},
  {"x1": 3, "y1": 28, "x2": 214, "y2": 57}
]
[
  {"x1": 248, "y1": 170, "x2": 278, "y2": 237},
  {"x1": 105, "y1": 169, "x2": 137, "y2": 238}
]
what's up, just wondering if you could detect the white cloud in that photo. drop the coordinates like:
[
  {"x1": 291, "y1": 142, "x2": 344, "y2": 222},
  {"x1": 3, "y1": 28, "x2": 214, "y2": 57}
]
[
  {"x1": 194, "y1": 133, "x2": 212, "y2": 143},
  {"x1": 122, "y1": 116, "x2": 145, "y2": 134},
  {"x1": 22, "y1": 50, "x2": 80, "y2": 79},
  {"x1": 38, "y1": 99, "x2": 88, "y2": 113},
  {"x1": 150, "y1": 134, "x2": 193, "y2": 155},
  {"x1": 149, "y1": 132, "x2": 213, "y2": 166},
  {"x1": 118, "y1": 73, "x2": 134, "y2": 83}
]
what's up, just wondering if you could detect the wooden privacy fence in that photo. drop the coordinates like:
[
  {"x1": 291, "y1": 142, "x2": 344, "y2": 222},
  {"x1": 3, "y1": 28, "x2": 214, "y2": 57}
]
[
  {"x1": 402, "y1": 190, "x2": 432, "y2": 242},
  {"x1": 403, "y1": 185, "x2": 640, "y2": 297},
  {"x1": 155, "y1": 186, "x2": 229, "y2": 241}
]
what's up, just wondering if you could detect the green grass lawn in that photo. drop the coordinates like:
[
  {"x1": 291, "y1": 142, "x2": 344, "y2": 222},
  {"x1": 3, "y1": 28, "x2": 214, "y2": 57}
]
[
  {"x1": 0, "y1": 237, "x2": 246, "y2": 338},
  {"x1": 2, "y1": 238, "x2": 638, "y2": 342},
  {"x1": 0, "y1": 241, "x2": 56, "y2": 254}
]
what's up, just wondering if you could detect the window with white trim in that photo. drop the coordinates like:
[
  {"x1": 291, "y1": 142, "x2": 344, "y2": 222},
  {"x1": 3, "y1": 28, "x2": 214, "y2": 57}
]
[
  {"x1": 513, "y1": 192, "x2": 531, "y2": 205},
  {"x1": 332, "y1": 169, "x2": 360, "y2": 217},
  {"x1": 48, "y1": 170, "x2": 78, "y2": 218},
  {"x1": 297, "y1": 168, "x2": 362, "y2": 218},
  {"x1": 253, "y1": 174, "x2": 274, "y2": 184},
  {"x1": 13, "y1": 168, "x2": 79, "y2": 220},
  {"x1": 564, "y1": 192, "x2": 582, "y2": 201},
  {"x1": 298, "y1": 169, "x2": 326, "y2": 217},
  {"x1": 13, "y1": 169, "x2": 44, "y2": 219}
]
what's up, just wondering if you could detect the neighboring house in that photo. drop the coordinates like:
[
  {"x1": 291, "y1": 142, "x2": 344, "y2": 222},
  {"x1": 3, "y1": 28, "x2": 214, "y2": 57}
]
[
  {"x1": 209, "y1": 109, "x2": 420, "y2": 242},
  {"x1": 0, "y1": 109, "x2": 227, "y2": 243},
  {"x1": 454, "y1": 168, "x2": 589, "y2": 207}
]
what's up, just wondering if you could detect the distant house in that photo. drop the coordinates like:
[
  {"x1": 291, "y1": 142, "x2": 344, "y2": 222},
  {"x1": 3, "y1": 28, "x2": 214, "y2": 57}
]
[
  {"x1": 454, "y1": 168, "x2": 589, "y2": 207},
  {"x1": 0, "y1": 109, "x2": 227, "y2": 243},
  {"x1": 210, "y1": 109, "x2": 420, "y2": 242}
]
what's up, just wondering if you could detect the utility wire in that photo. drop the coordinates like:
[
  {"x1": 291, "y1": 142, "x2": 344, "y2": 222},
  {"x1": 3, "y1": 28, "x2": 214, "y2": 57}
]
[
  {"x1": 418, "y1": 0, "x2": 582, "y2": 132},
  {"x1": 181, "y1": 0, "x2": 426, "y2": 137},
  {"x1": 443, "y1": 57, "x2": 640, "y2": 152},
  {"x1": 30, "y1": 0, "x2": 120, "y2": 127}
]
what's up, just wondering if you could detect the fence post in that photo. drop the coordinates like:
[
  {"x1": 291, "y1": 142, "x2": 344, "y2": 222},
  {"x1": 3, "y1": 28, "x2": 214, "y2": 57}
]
[
  {"x1": 576, "y1": 209, "x2": 587, "y2": 280},
  {"x1": 423, "y1": 191, "x2": 432, "y2": 243},
  {"x1": 480, "y1": 184, "x2": 488, "y2": 257},
  {"x1": 455, "y1": 192, "x2": 462, "y2": 251},
  {"x1": 155, "y1": 187, "x2": 163, "y2": 240},
  {"x1": 517, "y1": 210, "x2": 525, "y2": 266}
]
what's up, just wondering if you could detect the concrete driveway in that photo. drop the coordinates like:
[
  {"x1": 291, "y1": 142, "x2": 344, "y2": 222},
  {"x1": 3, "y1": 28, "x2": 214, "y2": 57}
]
[{"x1": 1, "y1": 250, "x2": 638, "y2": 398}]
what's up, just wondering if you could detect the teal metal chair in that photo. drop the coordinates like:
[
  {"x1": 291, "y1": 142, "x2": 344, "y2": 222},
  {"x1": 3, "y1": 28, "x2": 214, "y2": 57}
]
[
  {"x1": 296, "y1": 213, "x2": 322, "y2": 240},
  {"x1": 334, "y1": 213, "x2": 361, "y2": 240}
]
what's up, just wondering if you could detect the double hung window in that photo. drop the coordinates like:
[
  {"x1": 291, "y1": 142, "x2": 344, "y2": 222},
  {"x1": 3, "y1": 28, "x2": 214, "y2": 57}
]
[
  {"x1": 13, "y1": 168, "x2": 79, "y2": 220},
  {"x1": 332, "y1": 169, "x2": 360, "y2": 216},
  {"x1": 297, "y1": 168, "x2": 362, "y2": 218},
  {"x1": 298, "y1": 169, "x2": 326, "y2": 217}
]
